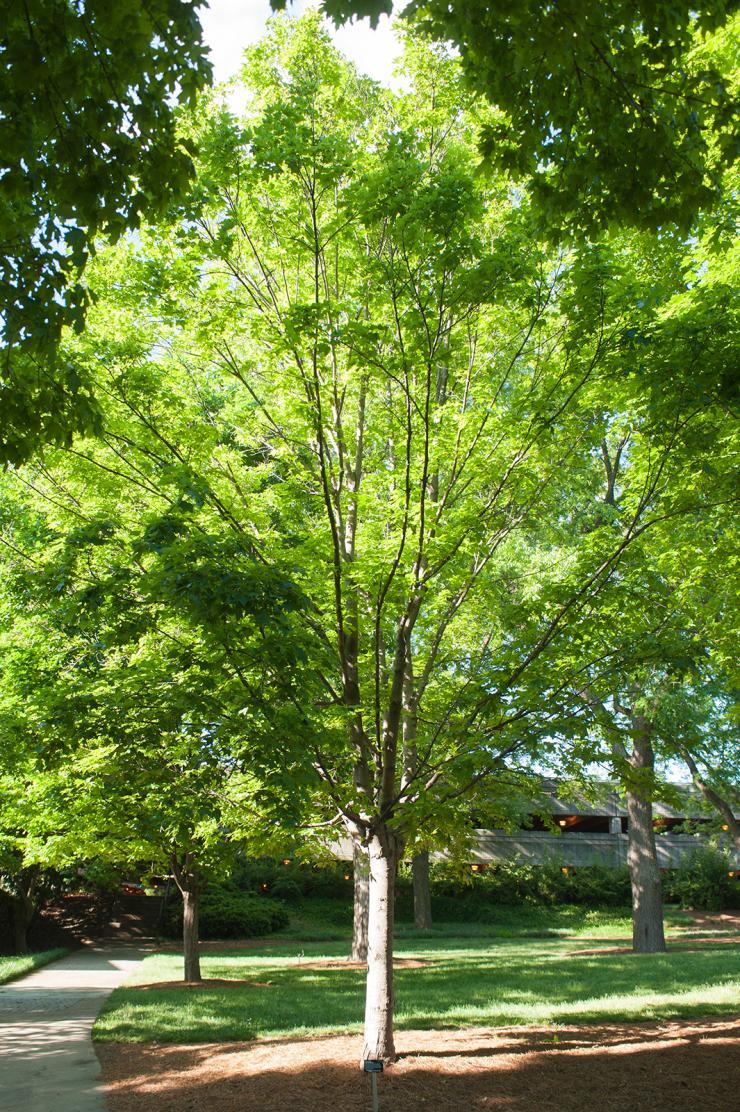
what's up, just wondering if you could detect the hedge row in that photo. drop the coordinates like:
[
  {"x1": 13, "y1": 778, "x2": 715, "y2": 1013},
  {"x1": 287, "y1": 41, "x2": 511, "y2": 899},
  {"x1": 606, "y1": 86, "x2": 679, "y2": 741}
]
[{"x1": 163, "y1": 889, "x2": 289, "y2": 940}]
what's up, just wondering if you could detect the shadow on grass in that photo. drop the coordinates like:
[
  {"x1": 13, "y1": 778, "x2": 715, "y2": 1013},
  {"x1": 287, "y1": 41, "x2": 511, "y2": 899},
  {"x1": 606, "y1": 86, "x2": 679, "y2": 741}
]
[{"x1": 94, "y1": 942, "x2": 740, "y2": 1043}]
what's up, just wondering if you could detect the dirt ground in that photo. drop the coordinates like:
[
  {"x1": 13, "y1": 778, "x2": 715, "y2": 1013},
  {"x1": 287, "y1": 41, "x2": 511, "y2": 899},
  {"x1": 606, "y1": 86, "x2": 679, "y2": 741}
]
[{"x1": 98, "y1": 1017, "x2": 740, "y2": 1112}]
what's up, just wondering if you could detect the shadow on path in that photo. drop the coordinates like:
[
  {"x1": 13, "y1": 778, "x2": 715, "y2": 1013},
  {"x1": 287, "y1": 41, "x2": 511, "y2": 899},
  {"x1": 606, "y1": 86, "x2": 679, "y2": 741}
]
[{"x1": 0, "y1": 945, "x2": 146, "y2": 1112}]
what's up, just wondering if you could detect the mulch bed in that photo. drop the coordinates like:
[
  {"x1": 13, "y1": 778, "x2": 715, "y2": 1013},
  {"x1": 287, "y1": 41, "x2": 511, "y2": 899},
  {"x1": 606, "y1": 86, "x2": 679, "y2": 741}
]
[
  {"x1": 134, "y1": 979, "x2": 275, "y2": 990},
  {"x1": 98, "y1": 1018, "x2": 740, "y2": 1112},
  {"x1": 682, "y1": 911, "x2": 740, "y2": 931},
  {"x1": 570, "y1": 936, "x2": 740, "y2": 956}
]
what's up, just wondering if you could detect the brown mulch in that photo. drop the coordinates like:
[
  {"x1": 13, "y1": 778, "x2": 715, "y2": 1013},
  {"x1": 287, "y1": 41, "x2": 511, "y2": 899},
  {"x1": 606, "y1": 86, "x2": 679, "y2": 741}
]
[
  {"x1": 682, "y1": 911, "x2": 740, "y2": 931},
  {"x1": 98, "y1": 1018, "x2": 740, "y2": 1112},
  {"x1": 570, "y1": 936, "x2": 740, "y2": 956},
  {"x1": 134, "y1": 979, "x2": 275, "y2": 991},
  {"x1": 293, "y1": 957, "x2": 429, "y2": 971}
]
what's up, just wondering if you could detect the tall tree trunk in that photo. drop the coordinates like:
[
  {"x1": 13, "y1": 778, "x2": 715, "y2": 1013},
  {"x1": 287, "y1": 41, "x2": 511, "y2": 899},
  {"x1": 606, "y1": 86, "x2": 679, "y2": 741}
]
[
  {"x1": 412, "y1": 851, "x2": 432, "y2": 930},
  {"x1": 182, "y1": 889, "x2": 202, "y2": 982},
  {"x1": 402, "y1": 656, "x2": 432, "y2": 930},
  {"x1": 171, "y1": 852, "x2": 203, "y2": 982},
  {"x1": 352, "y1": 840, "x2": 369, "y2": 962},
  {"x1": 627, "y1": 717, "x2": 666, "y2": 953},
  {"x1": 10, "y1": 869, "x2": 39, "y2": 955},
  {"x1": 362, "y1": 827, "x2": 399, "y2": 1064}
]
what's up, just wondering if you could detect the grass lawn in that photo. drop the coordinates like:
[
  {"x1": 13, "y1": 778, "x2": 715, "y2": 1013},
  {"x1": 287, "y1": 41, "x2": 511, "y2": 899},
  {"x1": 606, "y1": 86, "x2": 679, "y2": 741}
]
[
  {"x1": 0, "y1": 948, "x2": 68, "y2": 985},
  {"x1": 94, "y1": 907, "x2": 740, "y2": 1044},
  {"x1": 248, "y1": 899, "x2": 735, "y2": 943}
]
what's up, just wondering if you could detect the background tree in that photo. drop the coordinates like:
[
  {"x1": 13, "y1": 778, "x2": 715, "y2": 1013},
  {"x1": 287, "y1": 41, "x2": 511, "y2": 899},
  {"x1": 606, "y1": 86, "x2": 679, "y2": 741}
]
[
  {"x1": 558, "y1": 428, "x2": 737, "y2": 951},
  {"x1": 0, "y1": 0, "x2": 211, "y2": 463},
  {"x1": 0, "y1": 368, "x2": 312, "y2": 974},
  {"x1": 312, "y1": 1, "x2": 739, "y2": 235},
  {"x1": 675, "y1": 693, "x2": 740, "y2": 851}
]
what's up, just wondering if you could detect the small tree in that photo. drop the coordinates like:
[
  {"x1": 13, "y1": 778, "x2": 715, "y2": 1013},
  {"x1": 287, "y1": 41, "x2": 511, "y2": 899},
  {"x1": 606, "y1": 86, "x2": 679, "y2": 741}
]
[{"x1": 0, "y1": 445, "x2": 310, "y2": 976}]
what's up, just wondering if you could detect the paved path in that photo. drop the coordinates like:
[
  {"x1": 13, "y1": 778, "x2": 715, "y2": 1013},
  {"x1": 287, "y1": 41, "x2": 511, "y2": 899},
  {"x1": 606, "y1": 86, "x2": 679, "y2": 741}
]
[{"x1": 0, "y1": 945, "x2": 147, "y2": 1112}]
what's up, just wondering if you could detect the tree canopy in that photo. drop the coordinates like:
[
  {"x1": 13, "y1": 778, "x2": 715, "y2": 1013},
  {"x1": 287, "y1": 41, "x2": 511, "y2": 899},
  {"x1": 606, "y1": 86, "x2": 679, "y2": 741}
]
[
  {"x1": 305, "y1": 1, "x2": 739, "y2": 232},
  {"x1": 2, "y1": 1, "x2": 737, "y2": 461},
  {"x1": 0, "y1": 0, "x2": 210, "y2": 463},
  {"x1": 0, "y1": 3, "x2": 736, "y2": 1067}
]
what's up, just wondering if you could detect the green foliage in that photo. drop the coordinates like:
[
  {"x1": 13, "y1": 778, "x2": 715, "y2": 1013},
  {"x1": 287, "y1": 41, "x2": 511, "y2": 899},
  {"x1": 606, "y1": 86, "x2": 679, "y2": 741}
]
[
  {"x1": 394, "y1": 2, "x2": 738, "y2": 235},
  {"x1": 230, "y1": 858, "x2": 353, "y2": 901},
  {"x1": 164, "y1": 889, "x2": 290, "y2": 940},
  {"x1": 0, "y1": 0, "x2": 211, "y2": 462},
  {"x1": 666, "y1": 847, "x2": 739, "y2": 911},
  {"x1": 288, "y1": 3, "x2": 740, "y2": 236},
  {"x1": 397, "y1": 863, "x2": 633, "y2": 918},
  {"x1": 73, "y1": 862, "x2": 127, "y2": 896},
  {"x1": 155, "y1": 13, "x2": 720, "y2": 862}
]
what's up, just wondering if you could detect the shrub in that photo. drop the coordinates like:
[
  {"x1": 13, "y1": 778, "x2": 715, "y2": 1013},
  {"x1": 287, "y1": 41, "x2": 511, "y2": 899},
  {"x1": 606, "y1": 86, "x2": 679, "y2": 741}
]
[
  {"x1": 164, "y1": 889, "x2": 289, "y2": 939},
  {"x1": 558, "y1": 864, "x2": 632, "y2": 906},
  {"x1": 424, "y1": 861, "x2": 632, "y2": 912},
  {"x1": 665, "y1": 847, "x2": 738, "y2": 912},
  {"x1": 268, "y1": 878, "x2": 302, "y2": 902},
  {"x1": 230, "y1": 857, "x2": 351, "y2": 900},
  {"x1": 200, "y1": 892, "x2": 289, "y2": 939}
]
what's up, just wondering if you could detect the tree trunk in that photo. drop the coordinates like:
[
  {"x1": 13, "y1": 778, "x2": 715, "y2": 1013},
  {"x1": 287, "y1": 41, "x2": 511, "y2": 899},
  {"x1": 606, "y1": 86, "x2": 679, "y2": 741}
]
[
  {"x1": 182, "y1": 889, "x2": 202, "y2": 982},
  {"x1": 412, "y1": 850, "x2": 432, "y2": 930},
  {"x1": 171, "y1": 852, "x2": 203, "y2": 982},
  {"x1": 401, "y1": 656, "x2": 432, "y2": 931},
  {"x1": 352, "y1": 840, "x2": 369, "y2": 962},
  {"x1": 681, "y1": 748, "x2": 740, "y2": 852},
  {"x1": 627, "y1": 717, "x2": 666, "y2": 953},
  {"x1": 10, "y1": 870, "x2": 38, "y2": 955},
  {"x1": 361, "y1": 828, "x2": 399, "y2": 1064},
  {"x1": 11, "y1": 896, "x2": 31, "y2": 955}
]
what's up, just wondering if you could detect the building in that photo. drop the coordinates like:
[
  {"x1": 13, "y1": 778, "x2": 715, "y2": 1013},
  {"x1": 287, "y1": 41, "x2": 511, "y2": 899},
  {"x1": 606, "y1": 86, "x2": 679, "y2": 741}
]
[
  {"x1": 332, "y1": 780, "x2": 740, "y2": 869},
  {"x1": 468, "y1": 780, "x2": 740, "y2": 870}
]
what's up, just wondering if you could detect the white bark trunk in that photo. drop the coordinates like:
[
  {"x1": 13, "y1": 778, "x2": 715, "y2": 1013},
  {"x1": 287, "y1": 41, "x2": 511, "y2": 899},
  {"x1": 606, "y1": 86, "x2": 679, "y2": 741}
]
[{"x1": 361, "y1": 829, "x2": 398, "y2": 1064}]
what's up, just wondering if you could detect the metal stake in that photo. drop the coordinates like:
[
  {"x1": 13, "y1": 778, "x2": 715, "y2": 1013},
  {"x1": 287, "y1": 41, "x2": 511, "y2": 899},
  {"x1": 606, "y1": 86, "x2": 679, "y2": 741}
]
[
  {"x1": 371, "y1": 1071, "x2": 379, "y2": 1112},
  {"x1": 363, "y1": 1059, "x2": 383, "y2": 1111}
]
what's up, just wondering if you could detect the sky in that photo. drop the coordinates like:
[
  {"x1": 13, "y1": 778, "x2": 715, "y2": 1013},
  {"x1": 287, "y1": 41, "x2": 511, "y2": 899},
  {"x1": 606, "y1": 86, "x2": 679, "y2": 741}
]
[{"x1": 199, "y1": 0, "x2": 402, "y2": 87}]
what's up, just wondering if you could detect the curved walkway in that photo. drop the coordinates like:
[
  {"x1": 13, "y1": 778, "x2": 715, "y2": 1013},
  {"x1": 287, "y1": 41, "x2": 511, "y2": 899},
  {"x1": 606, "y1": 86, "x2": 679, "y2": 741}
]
[{"x1": 0, "y1": 945, "x2": 146, "y2": 1112}]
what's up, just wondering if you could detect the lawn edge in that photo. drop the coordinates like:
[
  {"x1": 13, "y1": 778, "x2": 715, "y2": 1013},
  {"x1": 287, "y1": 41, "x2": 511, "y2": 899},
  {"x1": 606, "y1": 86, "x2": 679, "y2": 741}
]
[{"x1": 0, "y1": 947, "x2": 70, "y2": 985}]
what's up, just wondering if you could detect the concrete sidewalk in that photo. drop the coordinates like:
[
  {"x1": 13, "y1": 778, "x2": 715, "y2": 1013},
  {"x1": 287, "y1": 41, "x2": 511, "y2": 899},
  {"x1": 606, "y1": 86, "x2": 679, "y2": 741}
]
[{"x1": 0, "y1": 945, "x2": 146, "y2": 1112}]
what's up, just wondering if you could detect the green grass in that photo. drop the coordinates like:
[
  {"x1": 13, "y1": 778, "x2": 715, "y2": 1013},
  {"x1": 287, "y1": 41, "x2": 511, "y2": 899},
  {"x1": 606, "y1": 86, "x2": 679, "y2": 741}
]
[
  {"x1": 0, "y1": 948, "x2": 68, "y2": 985},
  {"x1": 278, "y1": 900, "x2": 728, "y2": 943},
  {"x1": 94, "y1": 909, "x2": 740, "y2": 1044}
]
